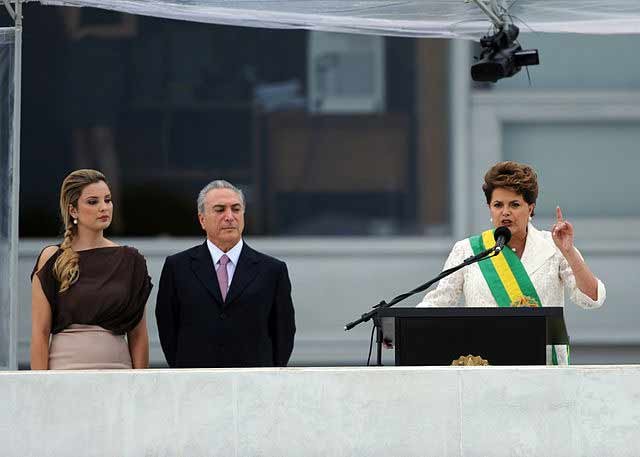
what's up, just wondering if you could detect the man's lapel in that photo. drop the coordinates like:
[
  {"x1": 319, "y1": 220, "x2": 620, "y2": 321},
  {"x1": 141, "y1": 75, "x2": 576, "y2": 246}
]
[
  {"x1": 190, "y1": 241, "x2": 224, "y2": 305},
  {"x1": 225, "y1": 243, "x2": 261, "y2": 307},
  {"x1": 521, "y1": 224, "x2": 556, "y2": 275}
]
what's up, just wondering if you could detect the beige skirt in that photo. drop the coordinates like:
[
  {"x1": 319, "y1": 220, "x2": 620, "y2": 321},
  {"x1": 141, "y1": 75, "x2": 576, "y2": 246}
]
[{"x1": 49, "y1": 324, "x2": 132, "y2": 370}]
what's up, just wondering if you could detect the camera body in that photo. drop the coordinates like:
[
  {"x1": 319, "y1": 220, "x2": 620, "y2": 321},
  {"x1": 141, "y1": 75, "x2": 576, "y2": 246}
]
[{"x1": 471, "y1": 25, "x2": 540, "y2": 83}]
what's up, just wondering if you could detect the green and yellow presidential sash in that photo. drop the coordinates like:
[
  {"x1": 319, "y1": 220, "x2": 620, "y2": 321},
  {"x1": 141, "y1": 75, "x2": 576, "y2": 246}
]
[
  {"x1": 469, "y1": 229, "x2": 541, "y2": 308},
  {"x1": 469, "y1": 230, "x2": 564, "y2": 365}
]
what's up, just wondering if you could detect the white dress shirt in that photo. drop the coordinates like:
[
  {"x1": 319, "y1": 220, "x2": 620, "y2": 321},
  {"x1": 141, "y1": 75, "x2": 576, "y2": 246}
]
[{"x1": 206, "y1": 238, "x2": 243, "y2": 287}]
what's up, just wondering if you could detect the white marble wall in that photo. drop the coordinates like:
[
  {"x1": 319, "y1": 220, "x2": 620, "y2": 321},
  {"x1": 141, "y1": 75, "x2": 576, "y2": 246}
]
[{"x1": 2, "y1": 366, "x2": 640, "y2": 456}]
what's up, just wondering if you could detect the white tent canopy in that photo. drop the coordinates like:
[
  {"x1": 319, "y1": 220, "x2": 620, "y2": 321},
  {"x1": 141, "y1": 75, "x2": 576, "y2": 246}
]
[{"x1": 41, "y1": 0, "x2": 640, "y2": 38}]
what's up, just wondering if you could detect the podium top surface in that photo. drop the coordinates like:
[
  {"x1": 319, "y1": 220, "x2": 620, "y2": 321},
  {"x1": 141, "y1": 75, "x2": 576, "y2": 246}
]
[
  {"x1": 377, "y1": 307, "x2": 564, "y2": 318},
  {"x1": 378, "y1": 306, "x2": 569, "y2": 347}
]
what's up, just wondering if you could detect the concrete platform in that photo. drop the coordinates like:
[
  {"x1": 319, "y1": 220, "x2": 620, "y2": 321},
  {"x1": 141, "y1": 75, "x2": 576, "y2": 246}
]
[{"x1": 2, "y1": 365, "x2": 639, "y2": 456}]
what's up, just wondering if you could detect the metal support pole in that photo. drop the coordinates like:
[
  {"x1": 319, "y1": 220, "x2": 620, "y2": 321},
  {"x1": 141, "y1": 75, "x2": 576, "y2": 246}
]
[
  {"x1": 469, "y1": 0, "x2": 505, "y2": 29},
  {"x1": 2, "y1": 0, "x2": 14, "y2": 20},
  {"x1": 8, "y1": 0, "x2": 23, "y2": 370}
]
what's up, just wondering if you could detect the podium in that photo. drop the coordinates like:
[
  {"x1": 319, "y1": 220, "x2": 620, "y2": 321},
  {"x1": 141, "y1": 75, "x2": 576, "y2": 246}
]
[{"x1": 378, "y1": 307, "x2": 569, "y2": 366}]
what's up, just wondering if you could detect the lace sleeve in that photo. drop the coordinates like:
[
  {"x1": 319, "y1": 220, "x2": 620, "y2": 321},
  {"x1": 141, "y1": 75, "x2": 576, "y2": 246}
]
[
  {"x1": 559, "y1": 246, "x2": 606, "y2": 309},
  {"x1": 417, "y1": 240, "x2": 467, "y2": 308}
]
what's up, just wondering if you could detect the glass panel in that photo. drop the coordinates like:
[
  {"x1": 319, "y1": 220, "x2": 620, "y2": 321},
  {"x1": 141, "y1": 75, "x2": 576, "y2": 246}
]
[
  {"x1": 503, "y1": 122, "x2": 640, "y2": 218},
  {"x1": 19, "y1": 6, "x2": 451, "y2": 237}
]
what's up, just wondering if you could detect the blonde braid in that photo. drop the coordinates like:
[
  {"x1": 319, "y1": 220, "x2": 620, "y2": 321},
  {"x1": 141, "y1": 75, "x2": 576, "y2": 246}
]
[
  {"x1": 53, "y1": 224, "x2": 79, "y2": 293},
  {"x1": 53, "y1": 168, "x2": 107, "y2": 293}
]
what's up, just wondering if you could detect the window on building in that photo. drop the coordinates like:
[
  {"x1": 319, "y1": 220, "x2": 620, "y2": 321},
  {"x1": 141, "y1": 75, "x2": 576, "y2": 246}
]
[{"x1": 18, "y1": 5, "x2": 451, "y2": 237}]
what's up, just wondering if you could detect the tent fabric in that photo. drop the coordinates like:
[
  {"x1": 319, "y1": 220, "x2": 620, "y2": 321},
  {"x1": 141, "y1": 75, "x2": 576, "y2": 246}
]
[{"x1": 40, "y1": 0, "x2": 640, "y2": 38}]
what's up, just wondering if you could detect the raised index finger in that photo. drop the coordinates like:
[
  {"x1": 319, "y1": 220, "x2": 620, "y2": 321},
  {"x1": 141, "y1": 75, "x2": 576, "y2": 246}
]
[{"x1": 556, "y1": 206, "x2": 564, "y2": 222}]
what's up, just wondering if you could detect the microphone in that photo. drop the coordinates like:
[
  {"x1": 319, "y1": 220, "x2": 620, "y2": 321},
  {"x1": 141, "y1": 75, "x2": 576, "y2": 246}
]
[{"x1": 493, "y1": 226, "x2": 512, "y2": 253}]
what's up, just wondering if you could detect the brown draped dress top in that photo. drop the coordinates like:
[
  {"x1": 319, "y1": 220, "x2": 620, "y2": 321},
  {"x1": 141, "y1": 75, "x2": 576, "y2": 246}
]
[{"x1": 32, "y1": 246, "x2": 152, "y2": 369}]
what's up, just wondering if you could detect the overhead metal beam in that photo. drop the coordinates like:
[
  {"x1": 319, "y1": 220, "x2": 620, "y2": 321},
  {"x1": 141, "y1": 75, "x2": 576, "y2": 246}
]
[{"x1": 2, "y1": 0, "x2": 15, "y2": 21}]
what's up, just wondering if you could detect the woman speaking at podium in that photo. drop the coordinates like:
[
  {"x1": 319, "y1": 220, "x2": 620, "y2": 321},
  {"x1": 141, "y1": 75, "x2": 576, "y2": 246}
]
[{"x1": 418, "y1": 161, "x2": 605, "y2": 364}]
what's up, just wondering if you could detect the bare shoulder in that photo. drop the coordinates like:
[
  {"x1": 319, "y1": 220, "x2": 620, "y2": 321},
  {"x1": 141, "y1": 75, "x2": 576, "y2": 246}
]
[
  {"x1": 37, "y1": 245, "x2": 60, "y2": 271},
  {"x1": 103, "y1": 238, "x2": 120, "y2": 247}
]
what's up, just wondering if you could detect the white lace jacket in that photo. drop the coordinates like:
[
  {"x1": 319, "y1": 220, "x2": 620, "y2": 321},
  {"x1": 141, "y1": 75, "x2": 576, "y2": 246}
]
[
  {"x1": 417, "y1": 224, "x2": 605, "y2": 365},
  {"x1": 418, "y1": 224, "x2": 605, "y2": 310}
]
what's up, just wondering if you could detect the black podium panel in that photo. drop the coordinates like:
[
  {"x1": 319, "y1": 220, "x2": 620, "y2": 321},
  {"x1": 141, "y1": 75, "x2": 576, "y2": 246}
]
[
  {"x1": 398, "y1": 315, "x2": 546, "y2": 365},
  {"x1": 378, "y1": 307, "x2": 568, "y2": 366}
]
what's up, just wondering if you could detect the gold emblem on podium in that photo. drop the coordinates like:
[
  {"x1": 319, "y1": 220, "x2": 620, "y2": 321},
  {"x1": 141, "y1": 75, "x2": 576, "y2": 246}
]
[{"x1": 451, "y1": 355, "x2": 489, "y2": 366}]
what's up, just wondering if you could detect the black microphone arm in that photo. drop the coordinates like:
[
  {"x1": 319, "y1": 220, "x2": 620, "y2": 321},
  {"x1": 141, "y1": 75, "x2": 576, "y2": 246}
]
[{"x1": 344, "y1": 243, "x2": 500, "y2": 331}]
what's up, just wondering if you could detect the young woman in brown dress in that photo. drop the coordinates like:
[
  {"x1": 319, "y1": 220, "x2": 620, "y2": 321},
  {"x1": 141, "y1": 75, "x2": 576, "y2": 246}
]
[{"x1": 30, "y1": 169, "x2": 152, "y2": 369}]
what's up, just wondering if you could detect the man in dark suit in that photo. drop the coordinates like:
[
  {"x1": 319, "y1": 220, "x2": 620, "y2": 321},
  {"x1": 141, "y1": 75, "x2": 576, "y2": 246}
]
[{"x1": 155, "y1": 180, "x2": 296, "y2": 368}]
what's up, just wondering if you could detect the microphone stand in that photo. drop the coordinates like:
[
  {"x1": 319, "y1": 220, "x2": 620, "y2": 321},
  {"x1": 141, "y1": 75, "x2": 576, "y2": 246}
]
[{"x1": 344, "y1": 244, "x2": 501, "y2": 366}]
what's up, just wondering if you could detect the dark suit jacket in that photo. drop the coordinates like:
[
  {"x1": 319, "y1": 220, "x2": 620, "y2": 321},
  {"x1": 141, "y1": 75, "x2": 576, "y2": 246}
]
[{"x1": 155, "y1": 241, "x2": 296, "y2": 368}]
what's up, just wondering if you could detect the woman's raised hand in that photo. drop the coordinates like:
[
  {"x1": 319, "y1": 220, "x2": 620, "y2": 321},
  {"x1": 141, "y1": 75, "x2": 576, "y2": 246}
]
[{"x1": 551, "y1": 206, "x2": 574, "y2": 254}]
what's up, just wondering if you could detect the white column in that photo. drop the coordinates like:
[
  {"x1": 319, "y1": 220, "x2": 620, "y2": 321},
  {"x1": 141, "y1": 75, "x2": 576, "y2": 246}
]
[{"x1": 450, "y1": 38, "x2": 472, "y2": 240}]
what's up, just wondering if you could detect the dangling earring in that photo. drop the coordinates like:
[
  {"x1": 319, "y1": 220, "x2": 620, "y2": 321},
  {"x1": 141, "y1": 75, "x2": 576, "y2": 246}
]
[
  {"x1": 490, "y1": 217, "x2": 493, "y2": 223},
  {"x1": 73, "y1": 218, "x2": 78, "y2": 225}
]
